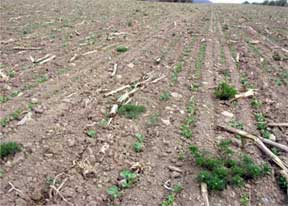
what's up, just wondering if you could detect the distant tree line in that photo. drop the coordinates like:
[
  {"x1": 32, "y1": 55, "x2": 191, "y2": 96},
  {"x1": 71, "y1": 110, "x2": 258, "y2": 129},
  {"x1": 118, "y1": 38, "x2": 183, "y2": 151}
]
[
  {"x1": 144, "y1": 0, "x2": 192, "y2": 2},
  {"x1": 244, "y1": 0, "x2": 287, "y2": 6}
]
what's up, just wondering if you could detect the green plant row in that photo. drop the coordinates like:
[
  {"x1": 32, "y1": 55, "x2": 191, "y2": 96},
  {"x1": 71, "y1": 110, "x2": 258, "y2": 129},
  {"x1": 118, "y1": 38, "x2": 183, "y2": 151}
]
[
  {"x1": 195, "y1": 42, "x2": 207, "y2": 78},
  {"x1": 180, "y1": 97, "x2": 196, "y2": 139}
]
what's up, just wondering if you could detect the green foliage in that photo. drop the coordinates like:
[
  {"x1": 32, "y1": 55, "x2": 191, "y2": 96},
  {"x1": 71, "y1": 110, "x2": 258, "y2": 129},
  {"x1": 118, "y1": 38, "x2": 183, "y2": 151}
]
[
  {"x1": 189, "y1": 144, "x2": 270, "y2": 191},
  {"x1": 0, "y1": 142, "x2": 21, "y2": 159},
  {"x1": 0, "y1": 95, "x2": 9, "y2": 104},
  {"x1": 0, "y1": 117, "x2": 9, "y2": 127},
  {"x1": 240, "y1": 194, "x2": 250, "y2": 206},
  {"x1": 161, "y1": 194, "x2": 175, "y2": 206},
  {"x1": 135, "y1": 133, "x2": 144, "y2": 142},
  {"x1": 180, "y1": 124, "x2": 192, "y2": 139},
  {"x1": 133, "y1": 133, "x2": 144, "y2": 153},
  {"x1": 118, "y1": 104, "x2": 145, "y2": 119},
  {"x1": 222, "y1": 24, "x2": 229, "y2": 31},
  {"x1": 119, "y1": 169, "x2": 137, "y2": 188},
  {"x1": 251, "y1": 98, "x2": 262, "y2": 109},
  {"x1": 8, "y1": 70, "x2": 16, "y2": 78},
  {"x1": 86, "y1": 129, "x2": 97, "y2": 138},
  {"x1": 171, "y1": 62, "x2": 184, "y2": 83},
  {"x1": 214, "y1": 82, "x2": 237, "y2": 100},
  {"x1": 278, "y1": 175, "x2": 288, "y2": 192},
  {"x1": 172, "y1": 183, "x2": 183, "y2": 193},
  {"x1": 180, "y1": 97, "x2": 196, "y2": 139},
  {"x1": 160, "y1": 91, "x2": 171, "y2": 101},
  {"x1": 195, "y1": 42, "x2": 207, "y2": 78},
  {"x1": 133, "y1": 142, "x2": 143, "y2": 153},
  {"x1": 161, "y1": 182, "x2": 183, "y2": 206},
  {"x1": 116, "y1": 46, "x2": 128, "y2": 53},
  {"x1": 11, "y1": 109, "x2": 22, "y2": 120},
  {"x1": 36, "y1": 75, "x2": 49, "y2": 84},
  {"x1": 255, "y1": 112, "x2": 270, "y2": 139},
  {"x1": 0, "y1": 168, "x2": 3, "y2": 177},
  {"x1": 147, "y1": 113, "x2": 159, "y2": 126},
  {"x1": 107, "y1": 186, "x2": 122, "y2": 199},
  {"x1": 272, "y1": 53, "x2": 281, "y2": 61}
]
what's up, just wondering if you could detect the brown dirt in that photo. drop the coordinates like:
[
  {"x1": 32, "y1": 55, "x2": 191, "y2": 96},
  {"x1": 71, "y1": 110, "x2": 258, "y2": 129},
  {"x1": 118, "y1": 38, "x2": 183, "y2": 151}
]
[{"x1": 1, "y1": 1, "x2": 287, "y2": 206}]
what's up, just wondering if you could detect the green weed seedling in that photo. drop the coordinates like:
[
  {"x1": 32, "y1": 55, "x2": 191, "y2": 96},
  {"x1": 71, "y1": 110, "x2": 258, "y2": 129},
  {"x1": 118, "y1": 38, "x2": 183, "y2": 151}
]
[
  {"x1": 107, "y1": 186, "x2": 122, "y2": 199},
  {"x1": 135, "y1": 133, "x2": 144, "y2": 142},
  {"x1": 160, "y1": 91, "x2": 171, "y2": 101},
  {"x1": 255, "y1": 112, "x2": 270, "y2": 139},
  {"x1": 147, "y1": 113, "x2": 159, "y2": 126},
  {"x1": 272, "y1": 53, "x2": 281, "y2": 61},
  {"x1": 133, "y1": 133, "x2": 145, "y2": 153},
  {"x1": 161, "y1": 183, "x2": 183, "y2": 206},
  {"x1": 118, "y1": 104, "x2": 146, "y2": 119},
  {"x1": 172, "y1": 183, "x2": 183, "y2": 193},
  {"x1": 119, "y1": 169, "x2": 137, "y2": 188},
  {"x1": 195, "y1": 42, "x2": 207, "y2": 78},
  {"x1": 214, "y1": 82, "x2": 237, "y2": 100},
  {"x1": 180, "y1": 97, "x2": 196, "y2": 139},
  {"x1": 277, "y1": 175, "x2": 288, "y2": 193},
  {"x1": 251, "y1": 98, "x2": 262, "y2": 109},
  {"x1": 240, "y1": 194, "x2": 249, "y2": 206},
  {"x1": 86, "y1": 129, "x2": 97, "y2": 138},
  {"x1": 36, "y1": 75, "x2": 49, "y2": 84},
  {"x1": 0, "y1": 168, "x2": 3, "y2": 177},
  {"x1": 161, "y1": 194, "x2": 175, "y2": 206},
  {"x1": 133, "y1": 142, "x2": 143, "y2": 153},
  {"x1": 0, "y1": 142, "x2": 21, "y2": 159},
  {"x1": 171, "y1": 62, "x2": 184, "y2": 84},
  {"x1": 189, "y1": 142, "x2": 270, "y2": 192},
  {"x1": 0, "y1": 95, "x2": 9, "y2": 104},
  {"x1": 180, "y1": 124, "x2": 192, "y2": 139},
  {"x1": 116, "y1": 46, "x2": 128, "y2": 53},
  {"x1": 0, "y1": 117, "x2": 9, "y2": 127},
  {"x1": 8, "y1": 70, "x2": 16, "y2": 78}
]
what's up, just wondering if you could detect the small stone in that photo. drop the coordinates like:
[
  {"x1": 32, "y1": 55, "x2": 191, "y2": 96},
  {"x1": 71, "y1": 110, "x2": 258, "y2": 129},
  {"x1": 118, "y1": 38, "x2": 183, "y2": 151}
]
[
  {"x1": 31, "y1": 188, "x2": 42, "y2": 201},
  {"x1": 161, "y1": 119, "x2": 170, "y2": 126},
  {"x1": 175, "y1": 161, "x2": 183, "y2": 167},
  {"x1": 171, "y1": 171, "x2": 181, "y2": 178},
  {"x1": 127, "y1": 63, "x2": 134, "y2": 68},
  {"x1": 31, "y1": 98, "x2": 39, "y2": 104},
  {"x1": 168, "y1": 165, "x2": 183, "y2": 173},
  {"x1": 171, "y1": 92, "x2": 183, "y2": 99},
  {"x1": 62, "y1": 187, "x2": 75, "y2": 197},
  {"x1": 33, "y1": 106, "x2": 44, "y2": 114},
  {"x1": 15, "y1": 198, "x2": 27, "y2": 206},
  {"x1": 221, "y1": 111, "x2": 234, "y2": 118},
  {"x1": 269, "y1": 133, "x2": 276, "y2": 141},
  {"x1": 68, "y1": 138, "x2": 76, "y2": 147}
]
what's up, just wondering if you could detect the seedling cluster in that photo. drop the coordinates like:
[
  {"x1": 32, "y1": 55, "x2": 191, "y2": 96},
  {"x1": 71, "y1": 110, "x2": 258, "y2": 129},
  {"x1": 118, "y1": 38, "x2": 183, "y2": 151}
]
[
  {"x1": 133, "y1": 133, "x2": 145, "y2": 153},
  {"x1": 214, "y1": 82, "x2": 237, "y2": 100},
  {"x1": 106, "y1": 169, "x2": 138, "y2": 200},
  {"x1": 116, "y1": 46, "x2": 129, "y2": 53},
  {"x1": 1, "y1": 109, "x2": 22, "y2": 127},
  {"x1": 160, "y1": 91, "x2": 172, "y2": 101},
  {"x1": 190, "y1": 141, "x2": 270, "y2": 191},
  {"x1": 171, "y1": 62, "x2": 184, "y2": 84},
  {"x1": 118, "y1": 104, "x2": 146, "y2": 119},
  {"x1": 0, "y1": 142, "x2": 21, "y2": 159}
]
